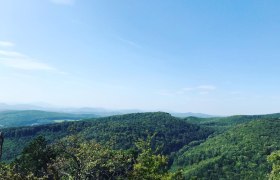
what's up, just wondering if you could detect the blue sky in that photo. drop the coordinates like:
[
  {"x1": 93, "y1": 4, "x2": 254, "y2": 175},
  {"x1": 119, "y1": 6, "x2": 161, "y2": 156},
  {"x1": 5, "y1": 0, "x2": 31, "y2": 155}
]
[{"x1": 1, "y1": 0, "x2": 280, "y2": 115}]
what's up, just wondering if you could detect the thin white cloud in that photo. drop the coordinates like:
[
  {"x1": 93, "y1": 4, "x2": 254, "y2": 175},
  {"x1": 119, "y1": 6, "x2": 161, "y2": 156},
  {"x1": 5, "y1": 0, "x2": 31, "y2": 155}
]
[
  {"x1": 158, "y1": 85, "x2": 217, "y2": 97},
  {"x1": 180, "y1": 85, "x2": 217, "y2": 92},
  {"x1": 0, "y1": 50, "x2": 25, "y2": 57},
  {"x1": 230, "y1": 91, "x2": 242, "y2": 95},
  {"x1": 197, "y1": 85, "x2": 217, "y2": 91},
  {"x1": 157, "y1": 90, "x2": 176, "y2": 97},
  {"x1": 0, "y1": 41, "x2": 14, "y2": 47},
  {"x1": 199, "y1": 91, "x2": 210, "y2": 95},
  {"x1": 0, "y1": 58, "x2": 56, "y2": 71},
  {"x1": 0, "y1": 50, "x2": 57, "y2": 71},
  {"x1": 50, "y1": 0, "x2": 75, "y2": 5},
  {"x1": 117, "y1": 37, "x2": 142, "y2": 48},
  {"x1": 182, "y1": 87, "x2": 194, "y2": 91}
]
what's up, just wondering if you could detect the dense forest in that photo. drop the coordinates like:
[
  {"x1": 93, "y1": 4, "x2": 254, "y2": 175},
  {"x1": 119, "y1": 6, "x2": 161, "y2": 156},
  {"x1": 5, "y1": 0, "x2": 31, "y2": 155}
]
[
  {"x1": 1, "y1": 112, "x2": 214, "y2": 162},
  {"x1": 184, "y1": 113, "x2": 280, "y2": 127},
  {"x1": 172, "y1": 119, "x2": 280, "y2": 179},
  {"x1": 0, "y1": 112, "x2": 279, "y2": 179}
]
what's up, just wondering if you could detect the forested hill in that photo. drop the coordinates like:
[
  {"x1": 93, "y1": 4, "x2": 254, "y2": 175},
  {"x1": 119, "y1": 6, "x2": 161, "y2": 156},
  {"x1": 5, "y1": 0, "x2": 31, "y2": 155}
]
[
  {"x1": 184, "y1": 113, "x2": 280, "y2": 127},
  {"x1": 0, "y1": 110, "x2": 97, "y2": 128},
  {"x1": 2, "y1": 111, "x2": 280, "y2": 179},
  {"x1": 2, "y1": 112, "x2": 214, "y2": 162},
  {"x1": 172, "y1": 118, "x2": 280, "y2": 179}
]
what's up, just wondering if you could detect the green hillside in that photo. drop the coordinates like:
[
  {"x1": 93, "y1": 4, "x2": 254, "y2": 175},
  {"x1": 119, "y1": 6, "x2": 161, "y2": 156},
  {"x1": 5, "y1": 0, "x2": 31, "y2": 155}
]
[
  {"x1": 1, "y1": 112, "x2": 214, "y2": 162},
  {"x1": 0, "y1": 110, "x2": 97, "y2": 128},
  {"x1": 184, "y1": 113, "x2": 280, "y2": 129},
  {"x1": 2, "y1": 111, "x2": 280, "y2": 179},
  {"x1": 172, "y1": 118, "x2": 280, "y2": 179}
]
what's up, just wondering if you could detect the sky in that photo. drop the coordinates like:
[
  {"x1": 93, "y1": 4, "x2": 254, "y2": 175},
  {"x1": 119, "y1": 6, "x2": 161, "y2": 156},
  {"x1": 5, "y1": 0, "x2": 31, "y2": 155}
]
[{"x1": 1, "y1": 0, "x2": 280, "y2": 115}]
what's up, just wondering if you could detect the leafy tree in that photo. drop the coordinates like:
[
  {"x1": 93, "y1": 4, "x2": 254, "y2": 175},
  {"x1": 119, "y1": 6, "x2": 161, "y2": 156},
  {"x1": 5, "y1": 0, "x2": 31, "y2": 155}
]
[
  {"x1": 13, "y1": 136, "x2": 56, "y2": 177},
  {"x1": 0, "y1": 163, "x2": 46, "y2": 180},
  {"x1": 268, "y1": 150, "x2": 280, "y2": 180},
  {"x1": 130, "y1": 135, "x2": 183, "y2": 180},
  {"x1": 49, "y1": 135, "x2": 134, "y2": 179}
]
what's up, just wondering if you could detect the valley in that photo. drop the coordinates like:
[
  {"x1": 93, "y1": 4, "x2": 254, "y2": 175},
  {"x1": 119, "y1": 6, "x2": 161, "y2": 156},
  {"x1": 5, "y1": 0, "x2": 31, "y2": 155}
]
[{"x1": 1, "y1": 111, "x2": 279, "y2": 179}]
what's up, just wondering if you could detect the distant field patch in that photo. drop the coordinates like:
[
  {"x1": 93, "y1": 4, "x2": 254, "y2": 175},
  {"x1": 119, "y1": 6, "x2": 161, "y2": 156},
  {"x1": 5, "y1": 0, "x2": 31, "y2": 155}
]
[{"x1": 53, "y1": 119, "x2": 79, "y2": 123}]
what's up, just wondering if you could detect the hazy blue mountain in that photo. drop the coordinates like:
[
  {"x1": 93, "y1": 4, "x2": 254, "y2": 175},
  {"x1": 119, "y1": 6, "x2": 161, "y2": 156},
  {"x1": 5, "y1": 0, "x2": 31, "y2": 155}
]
[
  {"x1": 59, "y1": 107, "x2": 142, "y2": 116},
  {"x1": 0, "y1": 110, "x2": 97, "y2": 128},
  {"x1": 0, "y1": 103, "x2": 47, "y2": 111},
  {"x1": 0, "y1": 103, "x2": 220, "y2": 118},
  {"x1": 171, "y1": 112, "x2": 216, "y2": 118},
  {"x1": 0, "y1": 103, "x2": 141, "y2": 117}
]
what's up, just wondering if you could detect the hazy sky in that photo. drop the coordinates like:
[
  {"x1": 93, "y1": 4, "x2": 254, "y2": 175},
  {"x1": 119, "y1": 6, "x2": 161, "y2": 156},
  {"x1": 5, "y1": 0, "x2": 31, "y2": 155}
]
[{"x1": 1, "y1": 0, "x2": 280, "y2": 115}]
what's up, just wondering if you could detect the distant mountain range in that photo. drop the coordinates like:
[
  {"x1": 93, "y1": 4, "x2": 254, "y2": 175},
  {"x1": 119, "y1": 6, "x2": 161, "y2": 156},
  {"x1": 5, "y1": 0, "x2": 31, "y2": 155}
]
[
  {"x1": 0, "y1": 110, "x2": 98, "y2": 128},
  {"x1": 0, "y1": 103, "x2": 139, "y2": 117},
  {"x1": 170, "y1": 112, "x2": 216, "y2": 118},
  {"x1": 0, "y1": 103, "x2": 214, "y2": 118}
]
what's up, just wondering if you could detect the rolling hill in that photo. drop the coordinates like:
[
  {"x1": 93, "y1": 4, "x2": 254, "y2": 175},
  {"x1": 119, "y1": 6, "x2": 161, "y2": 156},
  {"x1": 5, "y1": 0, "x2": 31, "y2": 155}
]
[
  {"x1": 172, "y1": 118, "x2": 280, "y2": 179},
  {"x1": 1, "y1": 112, "x2": 214, "y2": 162},
  {"x1": 2, "y1": 111, "x2": 280, "y2": 179},
  {"x1": 184, "y1": 113, "x2": 280, "y2": 129}
]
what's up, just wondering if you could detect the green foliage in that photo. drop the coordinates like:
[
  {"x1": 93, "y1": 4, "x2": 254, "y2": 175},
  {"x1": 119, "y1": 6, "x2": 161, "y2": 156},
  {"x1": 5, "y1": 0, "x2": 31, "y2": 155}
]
[
  {"x1": 47, "y1": 133, "x2": 184, "y2": 180},
  {"x1": 49, "y1": 135, "x2": 134, "y2": 179},
  {"x1": 268, "y1": 150, "x2": 280, "y2": 180},
  {"x1": 6, "y1": 134, "x2": 183, "y2": 179},
  {"x1": 0, "y1": 163, "x2": 46, "y2": 180},
  {"x1": 13, "y1": 136, "x2": 57, "y2": 177},
  {"x1": 81, "y1": 112, "x2": 214, "y2": 155},
  {"x1": 173, "y1": 119, "x2": 280, "y2": 179},
  {"x1": 132, "y1": 135, "x2": 168, "y2": 179},
  {"x1": 131, "y1": 134, "x2": 183, "y2": 180},
  {"x1": 3, "y1": 112, "x2": 280, "y2": 179},
  {"x1": 2, "y1": 112, "x2": 214, "y2": 162},
  {"x1": 1, "y1": 121, "x2": 91, "y2": 162},
  {"x1": 184, "y1": 113, "x2": 280, "y2": 128}
]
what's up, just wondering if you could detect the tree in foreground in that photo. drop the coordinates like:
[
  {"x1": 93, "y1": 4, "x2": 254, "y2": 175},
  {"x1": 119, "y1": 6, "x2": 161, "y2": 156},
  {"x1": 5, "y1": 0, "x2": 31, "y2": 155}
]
[
  {"x1": 1, "y1": 134, "x2": 183, "y2": 179},
  {"x1": 130, "y1": 135, "x2": 183, "y2": 180},
  {"x1": 268, "y1": 150, "x2": 280, "y2": 180},
  {"x1": 49, "y1": 135, "x2": 134, "y2": 179},
  {"x1": 0, "y1": 163, "x2": 44, "y2": 180},
  {"x1": 13, "y1": 136, "x2": 56, "y2": 178}
]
